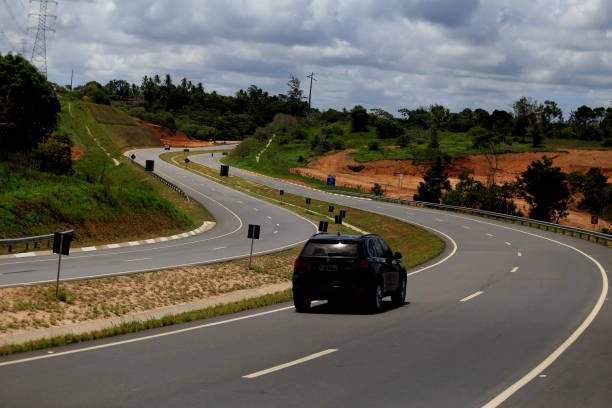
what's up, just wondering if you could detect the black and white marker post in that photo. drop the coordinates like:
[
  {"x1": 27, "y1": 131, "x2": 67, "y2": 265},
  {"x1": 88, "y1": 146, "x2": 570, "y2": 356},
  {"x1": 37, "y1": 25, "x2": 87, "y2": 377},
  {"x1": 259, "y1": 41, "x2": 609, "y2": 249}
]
[
  {"x1": 53, "y1": 230, "x2": 73, "y2": 298},
  {"x1": 280, "y1": 189, "x2": 284, "y2": 205},
  {"x1": 247, "y1": 224, "x2": 261, "y2": 269}
]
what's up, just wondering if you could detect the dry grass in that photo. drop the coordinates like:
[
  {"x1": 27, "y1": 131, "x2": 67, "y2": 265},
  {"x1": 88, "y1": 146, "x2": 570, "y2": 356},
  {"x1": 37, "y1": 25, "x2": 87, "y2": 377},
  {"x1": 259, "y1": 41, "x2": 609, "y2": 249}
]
[
  {"x1": 104, "y1": 125, "x2": 162, "y2": 148},
  {"x1": 87, "y1": 104, "x2": 137, "y2": 126},
  {"x1": 0, "y1": 248, "x2": 299, "y2": 334}
]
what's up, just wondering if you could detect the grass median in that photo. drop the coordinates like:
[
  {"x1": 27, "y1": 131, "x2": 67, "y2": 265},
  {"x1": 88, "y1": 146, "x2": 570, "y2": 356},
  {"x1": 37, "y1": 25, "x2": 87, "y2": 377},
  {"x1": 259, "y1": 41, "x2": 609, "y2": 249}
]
[{"x1": 0, "y1": 151, "x2": 443, "y2": 355}]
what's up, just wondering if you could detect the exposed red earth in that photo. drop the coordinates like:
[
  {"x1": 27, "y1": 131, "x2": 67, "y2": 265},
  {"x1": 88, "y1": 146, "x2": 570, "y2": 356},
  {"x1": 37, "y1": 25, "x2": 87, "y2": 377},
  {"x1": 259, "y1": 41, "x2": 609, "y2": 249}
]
[
  {"x1": 136, "y1": 120, "x2": 239, "y2": 147},
  {"x1": 290, "y1": 149, "x2": 612, "y2": 231}
]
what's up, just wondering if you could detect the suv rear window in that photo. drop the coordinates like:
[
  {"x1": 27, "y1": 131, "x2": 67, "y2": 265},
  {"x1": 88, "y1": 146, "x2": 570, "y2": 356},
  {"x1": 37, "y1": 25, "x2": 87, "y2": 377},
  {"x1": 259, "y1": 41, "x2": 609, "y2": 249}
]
[{"x1": 301, "y1": 241, "x2": 360, "y2": 257}]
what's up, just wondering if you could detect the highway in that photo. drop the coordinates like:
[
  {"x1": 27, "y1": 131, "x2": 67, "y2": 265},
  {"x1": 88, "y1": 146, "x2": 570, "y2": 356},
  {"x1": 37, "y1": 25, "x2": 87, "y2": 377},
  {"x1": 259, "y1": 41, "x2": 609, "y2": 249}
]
[
  {"x1": 0, "y1": 147, "x2": 610, "y2": 407},
  {"x1": 0, "y1": 146, "x2": 317, "y2": 287}
]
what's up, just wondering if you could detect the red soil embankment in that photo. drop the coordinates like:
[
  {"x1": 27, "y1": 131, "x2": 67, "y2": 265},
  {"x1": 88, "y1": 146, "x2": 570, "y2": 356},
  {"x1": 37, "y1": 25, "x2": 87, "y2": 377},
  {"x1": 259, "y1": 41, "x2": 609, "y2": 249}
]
[{"x1": 290, "y1": 149, "x2": 612, "y2": 231}]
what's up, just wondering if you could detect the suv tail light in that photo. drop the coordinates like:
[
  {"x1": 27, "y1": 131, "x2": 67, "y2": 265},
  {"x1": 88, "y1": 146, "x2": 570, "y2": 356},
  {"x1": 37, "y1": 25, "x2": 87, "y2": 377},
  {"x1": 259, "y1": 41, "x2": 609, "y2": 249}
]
[{"x1": 294, "y1": 258, "x2": 312, "y2": 268}]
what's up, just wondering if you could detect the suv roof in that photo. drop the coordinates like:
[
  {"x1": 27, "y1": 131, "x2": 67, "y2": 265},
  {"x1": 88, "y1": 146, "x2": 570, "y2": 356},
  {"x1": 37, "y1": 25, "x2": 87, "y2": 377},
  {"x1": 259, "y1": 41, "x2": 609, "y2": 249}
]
[{"x1": 308, "y1": 233, "x2": 375, "y2": 242}]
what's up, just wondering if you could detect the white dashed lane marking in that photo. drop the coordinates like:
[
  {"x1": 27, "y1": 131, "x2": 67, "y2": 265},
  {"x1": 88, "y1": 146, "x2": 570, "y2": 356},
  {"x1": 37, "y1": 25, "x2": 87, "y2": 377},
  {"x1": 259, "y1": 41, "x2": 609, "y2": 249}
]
[
  {"x1": 243, "y1": 349, "x2": 338, "y2": 379},
  {"x1": 460, "y1": 291, "x2": 484, "y2": 302},
  {"x1": 511, "y1": 267, "x2": 519, "y2": 273}
]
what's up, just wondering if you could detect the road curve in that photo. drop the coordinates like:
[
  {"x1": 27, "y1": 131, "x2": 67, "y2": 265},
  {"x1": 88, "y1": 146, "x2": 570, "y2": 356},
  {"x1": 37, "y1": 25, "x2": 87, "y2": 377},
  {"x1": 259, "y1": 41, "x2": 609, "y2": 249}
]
[
  {"x1": 0, "y1": 148, "x2": 609, "y2": 407},
  {"x1": 0, "y1": 146, "x2": 316, "y2": 287}
]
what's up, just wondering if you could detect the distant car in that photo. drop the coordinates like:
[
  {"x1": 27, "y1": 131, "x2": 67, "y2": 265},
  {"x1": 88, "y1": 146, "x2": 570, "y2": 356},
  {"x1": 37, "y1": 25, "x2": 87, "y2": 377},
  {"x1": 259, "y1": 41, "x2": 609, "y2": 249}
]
[
  {"x1": 292, "y1": 233, "x2": 407, "y2": 313},
  {"x1": 164, "y1": 146, "x2": 171, "y2": 150}
]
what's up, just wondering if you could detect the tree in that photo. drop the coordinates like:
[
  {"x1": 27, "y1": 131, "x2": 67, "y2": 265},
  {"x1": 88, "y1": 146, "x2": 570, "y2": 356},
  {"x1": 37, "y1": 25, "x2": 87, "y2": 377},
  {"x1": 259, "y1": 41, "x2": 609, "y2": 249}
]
[
  {"x1": 414, "y1": 156, "x2": 451, "y2": 203},
  {"x1": 0, "y1": 53, "x2": 60, "y2": 156},
  {"x1": 350, "y1": 105, "x2": 368, "y2": 132},
  {"x1": 470, "y1": 126, "x2": 504, "y2": 186},
  {"x1": 287, "y1": 74, "x2": 306, "y2": 116},
  {"x1": 517, "y1": 156, "x2": 570, "y2": 223}
]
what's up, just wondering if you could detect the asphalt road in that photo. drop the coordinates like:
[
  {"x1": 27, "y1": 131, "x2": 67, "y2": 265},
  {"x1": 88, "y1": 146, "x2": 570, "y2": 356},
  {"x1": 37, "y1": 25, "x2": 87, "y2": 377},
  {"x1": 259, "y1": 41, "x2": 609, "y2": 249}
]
[
  {"x1": 0, "y1": 147, "x2": 609, "y2": 407},
  {"x1": 0, "y1": 146, "x2": 316, "y2": 287}
]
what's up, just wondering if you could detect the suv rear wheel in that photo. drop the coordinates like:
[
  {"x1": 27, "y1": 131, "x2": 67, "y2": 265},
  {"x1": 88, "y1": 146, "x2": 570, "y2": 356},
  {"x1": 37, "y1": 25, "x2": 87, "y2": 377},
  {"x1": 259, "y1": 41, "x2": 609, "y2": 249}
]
[
  {"x1": 392, "y1": 276, "x2": 406, "y2": 306},
  {"x1": 294, "y1": 295, "x2": 311, "y2": 312},
  {"x1": 369, "y1": 282, "x2": 383, "y2": 313}
]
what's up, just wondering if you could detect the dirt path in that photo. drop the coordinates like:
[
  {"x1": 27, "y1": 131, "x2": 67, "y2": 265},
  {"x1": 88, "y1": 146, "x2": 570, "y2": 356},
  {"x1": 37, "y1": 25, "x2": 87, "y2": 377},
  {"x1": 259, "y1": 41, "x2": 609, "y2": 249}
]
[
  {"x1": 291, "y1": 149, "x2": 612, "y2": 230},
  {"x1": 256, "y1": 134, "x2": 276, "y2": 163},
  {"x1": 86, "y1": 125, "x2": 120, "y2": 166}
]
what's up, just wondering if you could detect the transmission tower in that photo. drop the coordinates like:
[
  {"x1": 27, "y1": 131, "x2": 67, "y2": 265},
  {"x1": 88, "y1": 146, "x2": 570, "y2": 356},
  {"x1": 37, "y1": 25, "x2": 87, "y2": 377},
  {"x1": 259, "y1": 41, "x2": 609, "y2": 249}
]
[{"x1": 30, "y1": 0, "x2": 56, "y2": 78}]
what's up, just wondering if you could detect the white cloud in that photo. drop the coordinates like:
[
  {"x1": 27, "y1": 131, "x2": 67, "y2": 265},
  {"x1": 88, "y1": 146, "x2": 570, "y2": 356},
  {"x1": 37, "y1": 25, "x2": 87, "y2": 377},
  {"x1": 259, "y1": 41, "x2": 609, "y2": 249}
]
[{"x1": 0, "y1": 0, "x2": 610, "y2": 116}]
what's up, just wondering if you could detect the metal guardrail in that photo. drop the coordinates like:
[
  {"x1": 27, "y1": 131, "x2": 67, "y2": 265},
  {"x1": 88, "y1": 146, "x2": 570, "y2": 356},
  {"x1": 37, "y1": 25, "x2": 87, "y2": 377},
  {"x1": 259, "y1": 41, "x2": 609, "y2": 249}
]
[
  {"x1": 326, "y1": 189, "x2": 612, "y2": 245},
  {"x1": 129, "y1": 158, "x2": 190, "y2": 201},
  {"x1": 1, "y1": 158, "x2": 190, "y2": 254},
  {"x1": 0, "y1": 230, "x2": 72, "y2": 253}
]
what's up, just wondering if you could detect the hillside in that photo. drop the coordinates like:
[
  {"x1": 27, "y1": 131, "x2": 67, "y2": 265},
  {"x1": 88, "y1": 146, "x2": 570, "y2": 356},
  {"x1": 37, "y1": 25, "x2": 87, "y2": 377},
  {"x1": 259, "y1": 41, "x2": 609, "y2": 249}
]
[
  {"x1": 0, "y1": 100, "x2": 211, "y2": 250},
  {"x1": 224, "y1": 114, "x2": 612, "y2": 231}
]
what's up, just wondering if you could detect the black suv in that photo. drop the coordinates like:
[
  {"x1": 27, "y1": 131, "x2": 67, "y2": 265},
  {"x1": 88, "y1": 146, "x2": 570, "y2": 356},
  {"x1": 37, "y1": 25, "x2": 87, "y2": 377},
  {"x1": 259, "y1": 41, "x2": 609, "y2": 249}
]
[{"x1": 292, "y1": 233, "x2": 407, "y2": 312}]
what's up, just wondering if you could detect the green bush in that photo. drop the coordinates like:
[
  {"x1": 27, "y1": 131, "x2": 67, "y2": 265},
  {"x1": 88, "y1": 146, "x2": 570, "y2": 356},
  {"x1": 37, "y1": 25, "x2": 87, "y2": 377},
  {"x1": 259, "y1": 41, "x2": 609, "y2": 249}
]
[{"x1": 31, "y1": 139, "x2": 74, "y2": 175}]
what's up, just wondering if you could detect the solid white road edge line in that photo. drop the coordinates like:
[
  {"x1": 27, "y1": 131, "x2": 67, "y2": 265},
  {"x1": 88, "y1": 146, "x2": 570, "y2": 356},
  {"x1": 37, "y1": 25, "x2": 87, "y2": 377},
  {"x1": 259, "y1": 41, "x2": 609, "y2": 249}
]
[
  {"x1": 243, "y1": 349, "x2": 338, "y2": 379},
  {"x1": 0, "y1": 305, "x2": 296, "y2": 368},
  {"x1": 511, "y1": 267, "x2": 519, "y2": 273},
  {"x1": 460, "y1": 291, "x2": 484, "y2": 302}
]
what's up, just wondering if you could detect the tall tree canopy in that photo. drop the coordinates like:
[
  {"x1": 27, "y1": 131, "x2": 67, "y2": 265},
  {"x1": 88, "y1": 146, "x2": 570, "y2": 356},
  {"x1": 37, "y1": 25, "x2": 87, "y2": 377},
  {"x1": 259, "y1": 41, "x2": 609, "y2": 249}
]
[
  {"x1": 517, "y1": 156, "x2": 570, "y2": 223},
  {"x1": 0, "y1": 53, "x2": 60, "y2": 156}
]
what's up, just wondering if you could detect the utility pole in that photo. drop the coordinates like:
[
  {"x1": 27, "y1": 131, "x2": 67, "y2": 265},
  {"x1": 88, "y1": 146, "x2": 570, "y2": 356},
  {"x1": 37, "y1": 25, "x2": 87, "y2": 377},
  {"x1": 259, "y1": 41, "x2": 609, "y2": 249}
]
[
  {"x1": 69, "y1": 68, "x2": 73, "y2": 90},
  {"x1": 30, "y1": 0, "x2": 57, "y2": 78},
  {"x1": 306, "y1": 72, "x2": 316, "y2": 111}
]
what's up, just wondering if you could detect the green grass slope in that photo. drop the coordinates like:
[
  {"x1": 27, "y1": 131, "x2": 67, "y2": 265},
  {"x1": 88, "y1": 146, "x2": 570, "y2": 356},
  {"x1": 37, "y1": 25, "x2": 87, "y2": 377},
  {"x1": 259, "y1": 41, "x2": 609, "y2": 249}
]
[{"x1": 0, "y1": 100, "x2": 210, "y2": 249}]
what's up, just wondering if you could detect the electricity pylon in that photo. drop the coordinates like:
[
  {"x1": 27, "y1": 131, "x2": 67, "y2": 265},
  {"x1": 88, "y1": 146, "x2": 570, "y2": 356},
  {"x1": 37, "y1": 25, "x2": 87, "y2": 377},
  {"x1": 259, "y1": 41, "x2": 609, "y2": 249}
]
[{"x1": 30, "y1": 0, "x2": 56, "y2": 78}]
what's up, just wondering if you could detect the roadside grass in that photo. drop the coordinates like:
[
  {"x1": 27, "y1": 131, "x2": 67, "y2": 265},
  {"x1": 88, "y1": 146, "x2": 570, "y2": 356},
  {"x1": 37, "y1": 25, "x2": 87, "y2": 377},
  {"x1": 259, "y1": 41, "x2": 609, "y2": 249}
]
[
  {"x1": 0, "y1": 147, "x2": 443, "y2": 354},
  {"x1": 161, "y1": 151, "x2": 444, "y2": 269},
  {"x1": 86, "y1": 103, "x2": 139, "y2": 126},
  {"x1": 0, "y1": 100, "x2": 210, "y2": 253},
  {"x1": 0, "y1": 289, "x2": 293, "y2": 356},
  {"x1": 103, "y1": 125, "x2": 161, "y2": 149},
  {"x1": 0, "y1": 248, "x2": 298, "y2": 337}
]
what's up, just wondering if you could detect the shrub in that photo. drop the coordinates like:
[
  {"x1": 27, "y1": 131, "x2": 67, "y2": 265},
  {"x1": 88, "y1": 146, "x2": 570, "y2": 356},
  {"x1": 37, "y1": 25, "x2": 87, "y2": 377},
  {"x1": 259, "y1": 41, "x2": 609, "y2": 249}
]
[
  {"x1": 371, "y1": 183, "x2": 385, "y2": 196},
  {"x1": 89, "y1": 89, "x2": 110, "y2": 105},
  {"x1": 368, "y1": 140, "x2": 380, "y2": 151},
  {"x1": 31, "y1": 139, "x2": 74, "y2": 175},
  {"x1": 291, "y1": 128, "x2": 307, "y2": 140}
]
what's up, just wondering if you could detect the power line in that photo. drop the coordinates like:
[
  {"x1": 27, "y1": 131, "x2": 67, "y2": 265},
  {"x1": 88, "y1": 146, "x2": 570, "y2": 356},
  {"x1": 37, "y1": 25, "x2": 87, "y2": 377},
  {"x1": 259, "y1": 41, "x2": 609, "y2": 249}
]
[
  {"x1": 0, "y1": 28, "x2": 20, "y2": 53},
  {"x1": 3, "y1": 0, "x2": 27, "y2": 34}
]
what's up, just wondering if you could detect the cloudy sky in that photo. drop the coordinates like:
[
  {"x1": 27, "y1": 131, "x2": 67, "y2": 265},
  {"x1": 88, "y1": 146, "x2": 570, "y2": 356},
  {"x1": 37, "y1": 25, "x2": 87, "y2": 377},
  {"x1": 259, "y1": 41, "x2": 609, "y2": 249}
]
[{"x1": 1, "y1": 0, "x2": 611, "y2": 117}]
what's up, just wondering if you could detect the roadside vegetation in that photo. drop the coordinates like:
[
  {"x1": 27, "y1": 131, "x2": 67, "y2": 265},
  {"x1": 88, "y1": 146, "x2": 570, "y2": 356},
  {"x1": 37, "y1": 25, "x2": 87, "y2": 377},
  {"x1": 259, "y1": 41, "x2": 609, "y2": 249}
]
[
  {"x1": 0, "y1": 55, "x2": 210, "y2": 251},
  {"x1": 161, "y1": 150, "x2": 444, "y2": 268}
]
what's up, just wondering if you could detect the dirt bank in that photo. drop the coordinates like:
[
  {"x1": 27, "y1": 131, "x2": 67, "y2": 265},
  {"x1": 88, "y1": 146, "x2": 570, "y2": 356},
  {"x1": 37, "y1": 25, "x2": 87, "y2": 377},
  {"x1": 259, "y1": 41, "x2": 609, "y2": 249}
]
[
  {"x1": 290, "y1": 149, "x2": 612, "y2": 230},
  {"x1": 135, "y1": 120, "x2": 239, "y2": 148}
]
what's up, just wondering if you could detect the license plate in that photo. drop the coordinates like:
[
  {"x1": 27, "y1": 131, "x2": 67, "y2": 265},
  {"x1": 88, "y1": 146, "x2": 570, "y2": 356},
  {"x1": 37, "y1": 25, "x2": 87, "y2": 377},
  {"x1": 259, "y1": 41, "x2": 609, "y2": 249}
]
[{"x1": 319, "y1": 264, "x2": 338, "y2": 272}]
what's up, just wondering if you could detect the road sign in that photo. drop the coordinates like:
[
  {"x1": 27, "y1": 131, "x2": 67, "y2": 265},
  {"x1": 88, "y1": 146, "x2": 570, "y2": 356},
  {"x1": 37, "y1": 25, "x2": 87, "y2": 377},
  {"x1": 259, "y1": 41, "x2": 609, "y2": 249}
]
[
  {"x1": 326, "y1": 174, "x2": 336, "y2": 187},
  {"x1": 184, "y1": 158, "x2": 190, "y2": 164},
  {"x1": 318, "y1": 221, "x2": 329, "y2": 232},
  {"x1": 53, "y1": 230, "x2": 74, "y2": 298},
  {"x1": 53, "y1": 231, "x2": 73, "y2": 256},
  {"x1": 328, "y1": 205, "x2": 334, "y2": 213},
  {"x1": 220, "y1": 165, "x2": 229, "y2": 177},
  {"x1": 591, "y1": 215, "x2": 599, "y2": 224},
  {"x1": 280, "y1": 190, "x2": 284, "y2": 195},
  {"x1": 130, "y1": 154, "x2": 135, "y2": 160},
  {"x1": 306, "y1": 198, "x2": 311, "y2": 205},
  {"x1": 248, "y1": 224, "x2": 261, "y2": 239},
  {"x1": 145, "y1": 160, "x2": 154, "y2": 171},
  {"x1": 339, "y1": 210, "x2": 346, "y2": 218},
  {"x1": 334, "y1": 215, "x2": 342, "y2": 224},
  {"x1": 184, "y1": 148, "x2": 190, "y2": 152},
  {"x1": 247, "y1": 224, "x2": 261, "y2": 269}
]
